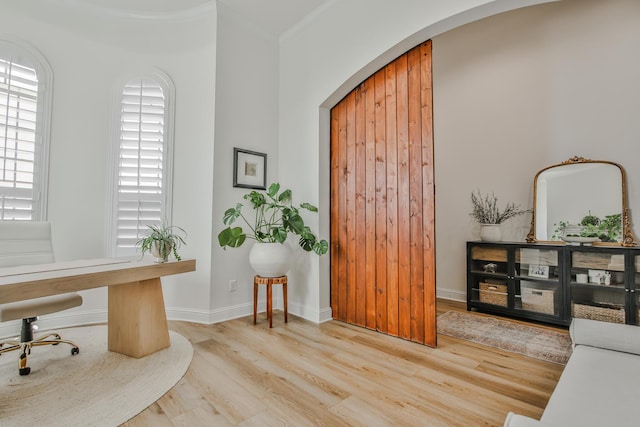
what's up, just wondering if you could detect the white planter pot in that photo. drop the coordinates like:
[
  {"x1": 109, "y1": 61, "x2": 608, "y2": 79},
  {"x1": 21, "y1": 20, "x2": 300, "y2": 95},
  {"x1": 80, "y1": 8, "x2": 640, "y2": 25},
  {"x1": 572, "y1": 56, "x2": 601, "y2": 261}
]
[
  {"x1": 249, "y1": 242, "x2": 291, "y2": 277},
  {"x1": 151, "y1": 241, "x2": 172, "y2": 263},
  {"x1": 480, "y1": 224, "x2": 502, "y2": 242}
]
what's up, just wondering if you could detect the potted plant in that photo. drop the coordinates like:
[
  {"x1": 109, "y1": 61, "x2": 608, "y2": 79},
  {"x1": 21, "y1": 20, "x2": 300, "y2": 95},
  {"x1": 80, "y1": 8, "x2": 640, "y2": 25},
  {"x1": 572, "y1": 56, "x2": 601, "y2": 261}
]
[
  {"x1": 218, "y1": 183, "x2": 328, "y2": 277},
  {"x1": 470, "y1": 190, "x2": 529, "y2": 242},
  {"x1": 552, "y1": 212, "x2": 622, "y2": 242},
  {"x1": 137, "y1": 224, "x2": 187, "y2": 263}
]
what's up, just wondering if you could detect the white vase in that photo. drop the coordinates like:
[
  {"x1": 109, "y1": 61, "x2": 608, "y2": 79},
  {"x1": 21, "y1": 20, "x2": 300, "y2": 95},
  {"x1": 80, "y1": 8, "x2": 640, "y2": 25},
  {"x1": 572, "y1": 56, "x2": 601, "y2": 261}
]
[
  {"x1": 151, "y1": 241, "x2": 171, "y2": 263},
  {"x1": 249, "y1": 242, "x2": 291, "y2": 277},
  {"x1": 480, "y1": 224, "x2": 502, "y2": 242}
]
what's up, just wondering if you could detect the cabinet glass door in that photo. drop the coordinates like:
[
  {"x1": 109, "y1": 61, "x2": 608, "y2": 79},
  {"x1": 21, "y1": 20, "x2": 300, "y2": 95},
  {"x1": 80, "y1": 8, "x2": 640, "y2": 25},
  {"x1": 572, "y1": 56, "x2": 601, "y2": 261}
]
[
  {"x1": 468, "y1": 245, "x2": 509, "y2": 308},
  {"x1": 514, "y1": 247, "x2": 561, "y2": 317},
  {"x1": 635, "y1": 255, "x2": 640, "y2": 325},
  {"x1": 569, "y1": 249, "x2": 626, "y2": 324}
]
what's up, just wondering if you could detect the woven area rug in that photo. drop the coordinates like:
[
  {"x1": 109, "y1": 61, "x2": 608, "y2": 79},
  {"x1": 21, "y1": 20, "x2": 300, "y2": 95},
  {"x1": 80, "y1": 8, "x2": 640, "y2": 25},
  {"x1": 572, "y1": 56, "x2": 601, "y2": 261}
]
[
  {"x1": 0, "y1": 325, "x2": 193, "y2": 426},
  {"x1": 438, "y1": 311, "x2": 572, "y2": 364}
]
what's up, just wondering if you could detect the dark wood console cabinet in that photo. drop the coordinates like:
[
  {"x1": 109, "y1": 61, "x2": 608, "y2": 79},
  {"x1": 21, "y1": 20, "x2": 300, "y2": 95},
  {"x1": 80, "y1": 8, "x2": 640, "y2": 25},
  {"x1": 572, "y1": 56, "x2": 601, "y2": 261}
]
[{"x1": 467, "y1": 241, "x2": 640, "y2": 326}]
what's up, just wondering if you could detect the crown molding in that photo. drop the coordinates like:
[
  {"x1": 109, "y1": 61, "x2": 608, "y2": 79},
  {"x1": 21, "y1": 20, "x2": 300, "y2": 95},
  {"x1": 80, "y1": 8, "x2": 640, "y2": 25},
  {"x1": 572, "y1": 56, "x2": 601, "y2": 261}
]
[{"x1": 53, "y1": 0, "x2": 215, "y2": 23}]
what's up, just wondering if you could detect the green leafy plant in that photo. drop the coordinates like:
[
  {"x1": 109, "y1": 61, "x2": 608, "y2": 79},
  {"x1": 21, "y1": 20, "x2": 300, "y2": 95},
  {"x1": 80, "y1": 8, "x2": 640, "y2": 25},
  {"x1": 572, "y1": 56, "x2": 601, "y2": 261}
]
[
  {"x1": 470, "y1": 190, "x2": 529, "y2": 224},
  {"x1": 597, "y1": 213, "x2": 623, "y2": 242},
  {"x1": 580, "y1": 212, "x2": 600, "y2": 227},
  {"x1": 218, "y1": 183, "x2": 329, "y2": 255},
  {"x1": 552, "y1": 212, "x2": 622, "y2": 242},
  {"x1": 137, "y1": 224, "x2": 187, "y2": 262},
  {"x1": 551, "y1": 220, "x2": 571, "y2": 240}
]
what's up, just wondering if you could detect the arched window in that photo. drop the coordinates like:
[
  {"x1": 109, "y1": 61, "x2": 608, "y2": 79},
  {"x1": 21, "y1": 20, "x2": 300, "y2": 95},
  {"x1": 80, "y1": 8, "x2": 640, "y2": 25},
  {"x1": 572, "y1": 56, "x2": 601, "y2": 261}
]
[
  {"x1": 0, "y1": 40, "x2": 52, "y2": 220},
  {"x1": 108, "y1": 71, "x2": 175, "y2": 257}
]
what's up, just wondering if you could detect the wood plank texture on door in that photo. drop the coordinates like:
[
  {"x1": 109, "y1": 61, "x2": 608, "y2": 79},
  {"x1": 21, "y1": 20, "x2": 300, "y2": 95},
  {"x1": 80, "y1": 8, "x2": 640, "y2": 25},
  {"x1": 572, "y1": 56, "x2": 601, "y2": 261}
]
[{"x1": 330, "y1": 41, "x2": 436, "y2": 346}]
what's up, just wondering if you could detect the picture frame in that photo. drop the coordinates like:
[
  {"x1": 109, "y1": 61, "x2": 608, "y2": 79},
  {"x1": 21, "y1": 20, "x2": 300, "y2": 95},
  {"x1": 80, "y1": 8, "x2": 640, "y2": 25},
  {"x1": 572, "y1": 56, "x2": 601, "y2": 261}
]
[
  {"x1": 528, "y1": 264, "x2": 550, "y2": 279},
  {"x1": 233, "y1": 148, "x2": 266, "y2": 190},
  {"x1": 588, "y1": 269, "x2": 606, "y2": 284}
]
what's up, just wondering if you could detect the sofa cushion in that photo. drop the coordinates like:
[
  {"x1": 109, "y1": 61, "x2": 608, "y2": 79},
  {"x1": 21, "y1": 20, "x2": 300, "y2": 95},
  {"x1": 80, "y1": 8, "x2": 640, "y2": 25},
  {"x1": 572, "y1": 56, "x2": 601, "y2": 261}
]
[
  {"x1": 503, "y1": 412, "x2": 544, "y2": 426},
  {"x1": 540, "y1": 344, "x2": 640, "y2": 427},
  {"x1": 570, "y1": 318, "x2": 640, "y2": 355}
]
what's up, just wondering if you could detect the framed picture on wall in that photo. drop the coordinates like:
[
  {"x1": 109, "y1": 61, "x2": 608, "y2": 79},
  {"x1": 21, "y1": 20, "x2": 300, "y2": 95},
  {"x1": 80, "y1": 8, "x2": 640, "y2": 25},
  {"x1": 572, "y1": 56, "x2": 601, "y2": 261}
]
[{"x1": 233, "y1": 148, "x2": 267, "y2": 190}]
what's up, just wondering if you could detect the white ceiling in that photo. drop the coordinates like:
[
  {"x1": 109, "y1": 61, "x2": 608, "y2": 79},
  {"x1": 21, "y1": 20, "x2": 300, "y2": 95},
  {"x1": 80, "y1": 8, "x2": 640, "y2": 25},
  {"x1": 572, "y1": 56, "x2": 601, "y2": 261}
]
[
  {"x1": 217, "y1": 0, "x2": 332, "y2": 36},
  {"x1": 72, "y1": 0, "x2": 333, "y2": 36}
]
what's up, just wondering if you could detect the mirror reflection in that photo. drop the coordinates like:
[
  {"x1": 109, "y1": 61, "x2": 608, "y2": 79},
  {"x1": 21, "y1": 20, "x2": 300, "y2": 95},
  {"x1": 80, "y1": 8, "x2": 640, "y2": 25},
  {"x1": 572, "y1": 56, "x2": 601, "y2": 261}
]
[{"x1": 527, "y1": 157, "x2": 635, "y2": 246}]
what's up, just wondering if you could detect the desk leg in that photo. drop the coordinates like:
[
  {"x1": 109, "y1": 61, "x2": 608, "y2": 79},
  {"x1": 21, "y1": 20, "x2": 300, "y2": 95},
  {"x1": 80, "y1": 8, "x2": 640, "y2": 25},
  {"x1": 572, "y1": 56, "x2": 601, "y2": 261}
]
[{"x1": 108, "y1": 278, "x2": 170, "y2": 358}]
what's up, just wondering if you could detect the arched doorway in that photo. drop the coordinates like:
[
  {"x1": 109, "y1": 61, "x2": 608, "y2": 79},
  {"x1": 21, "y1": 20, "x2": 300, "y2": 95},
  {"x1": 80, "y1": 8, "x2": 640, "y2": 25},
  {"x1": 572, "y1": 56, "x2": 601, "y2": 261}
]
[{"x1": 330, "y1": 41, "x2": 436, "y2": 346}]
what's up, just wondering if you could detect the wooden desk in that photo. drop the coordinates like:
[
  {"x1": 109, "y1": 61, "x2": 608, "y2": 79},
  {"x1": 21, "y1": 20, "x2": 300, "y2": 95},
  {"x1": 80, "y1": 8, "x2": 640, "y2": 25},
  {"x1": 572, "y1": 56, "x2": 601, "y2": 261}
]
[{"x1": 0, "y1": 257, "x2": 196, "y2": 358}]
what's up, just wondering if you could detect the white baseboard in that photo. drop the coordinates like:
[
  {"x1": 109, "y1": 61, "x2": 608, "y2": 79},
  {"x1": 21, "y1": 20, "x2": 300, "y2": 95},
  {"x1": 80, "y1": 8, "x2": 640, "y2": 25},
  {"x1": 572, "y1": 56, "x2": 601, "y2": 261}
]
[
  {"x1": 318, "y1": 306, "x2": 333, "y2": 323},
  {"x1": 285, "y1": 301, "x2": 333, "y2": 323},
  {"x1": 166, "y1": 307, "x2": 218, "y2": 324},
  {"x1": 437, "y1": 287, "x2": 466, "y2": 302},
  {"x1": 166, "y1": 297, "x2": 327, "y2": 325}
]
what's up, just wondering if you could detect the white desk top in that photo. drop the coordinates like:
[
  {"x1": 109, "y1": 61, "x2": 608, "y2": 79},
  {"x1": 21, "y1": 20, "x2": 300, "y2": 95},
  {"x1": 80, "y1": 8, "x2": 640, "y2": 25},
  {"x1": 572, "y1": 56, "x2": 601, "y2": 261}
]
[
  {"x1": 0, "y1": 257, "x2": 132, "y2": 278},
  {"x1": 0, "y1": 256, "x2": 196, "y2": 304}
]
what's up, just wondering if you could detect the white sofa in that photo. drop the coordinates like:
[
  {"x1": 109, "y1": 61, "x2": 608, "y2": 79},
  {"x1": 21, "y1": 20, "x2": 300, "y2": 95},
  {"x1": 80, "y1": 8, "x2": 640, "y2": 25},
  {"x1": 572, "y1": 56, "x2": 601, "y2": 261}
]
[{"x1": 504, "y1": 318, "x2": 640, "y2": 427}]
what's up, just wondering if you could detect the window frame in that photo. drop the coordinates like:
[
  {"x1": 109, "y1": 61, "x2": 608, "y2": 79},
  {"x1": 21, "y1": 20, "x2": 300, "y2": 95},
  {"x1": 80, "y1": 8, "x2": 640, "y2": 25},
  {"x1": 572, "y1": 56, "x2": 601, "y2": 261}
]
[
  {"x1": 106, "y1": 69, "x2": 176, "y2": 257},
  {"x1": 0, "y1": 38, "x2": 53, "y2": 221}
]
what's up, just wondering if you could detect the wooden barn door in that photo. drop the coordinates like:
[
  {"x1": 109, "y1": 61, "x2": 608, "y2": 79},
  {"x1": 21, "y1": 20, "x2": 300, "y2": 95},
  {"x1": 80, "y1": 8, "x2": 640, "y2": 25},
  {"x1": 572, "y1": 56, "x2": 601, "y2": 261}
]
[{"x1": 330, "y1": 41, "x2": 436, "y2": 346}]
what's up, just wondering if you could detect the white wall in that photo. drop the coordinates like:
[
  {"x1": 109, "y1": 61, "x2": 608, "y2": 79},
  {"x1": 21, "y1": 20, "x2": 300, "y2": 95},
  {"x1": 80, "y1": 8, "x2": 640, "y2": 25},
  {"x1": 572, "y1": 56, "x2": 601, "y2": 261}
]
[
  {"x1": 279, "y1": 0, "x2": 640, "y2": 313},
  {"x1": 209, "y1": 4, "x2": 281, "y2": 322},
  {"x1": 3, "y1": 0, "x2": 640, "y2": 333},
  {"x1": 433, "y1": 0, "x2": 640, "y2": 299},
  {"x1": 0, "y1": 1, "x2": 217, "y2": 330},
  {"x1": 278, "y1": 0, "x2": 559, "y2": 318}
]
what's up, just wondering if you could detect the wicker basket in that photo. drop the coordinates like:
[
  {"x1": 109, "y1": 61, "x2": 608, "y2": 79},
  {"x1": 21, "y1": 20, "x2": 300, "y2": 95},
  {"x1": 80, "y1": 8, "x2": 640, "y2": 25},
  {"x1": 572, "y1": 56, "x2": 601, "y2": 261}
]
[
  {"x1": 572, "y1": 303, "x2": 625, "y2": 324},
  {"x1": 479, "y1": 282, "x2": 507, "y2": 307},
  {"x1": 522, "y1": 287, "x2": 554, "y2": 315}
]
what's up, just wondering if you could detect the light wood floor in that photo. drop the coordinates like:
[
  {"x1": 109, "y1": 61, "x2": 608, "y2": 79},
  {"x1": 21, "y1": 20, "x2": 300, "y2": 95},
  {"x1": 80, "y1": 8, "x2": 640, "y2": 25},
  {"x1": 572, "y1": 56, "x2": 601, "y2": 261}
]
[{"x1": 123, "y1": 300, "x2": 566, "y2": 426}]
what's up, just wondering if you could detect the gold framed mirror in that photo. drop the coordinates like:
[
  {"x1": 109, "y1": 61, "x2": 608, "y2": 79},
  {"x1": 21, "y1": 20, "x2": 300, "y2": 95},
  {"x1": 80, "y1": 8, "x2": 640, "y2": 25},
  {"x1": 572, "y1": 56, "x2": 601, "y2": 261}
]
[{"x1": 526, "y1": 156, "x2": 636, "y2": 246}]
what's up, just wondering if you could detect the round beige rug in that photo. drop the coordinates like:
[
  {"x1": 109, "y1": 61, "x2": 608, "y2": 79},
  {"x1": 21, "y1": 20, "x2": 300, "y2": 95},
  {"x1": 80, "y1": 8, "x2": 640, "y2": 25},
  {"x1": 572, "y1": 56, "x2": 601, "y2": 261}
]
[{"x1": 0, "y1": 324, "x2": 193, "y2": 426}]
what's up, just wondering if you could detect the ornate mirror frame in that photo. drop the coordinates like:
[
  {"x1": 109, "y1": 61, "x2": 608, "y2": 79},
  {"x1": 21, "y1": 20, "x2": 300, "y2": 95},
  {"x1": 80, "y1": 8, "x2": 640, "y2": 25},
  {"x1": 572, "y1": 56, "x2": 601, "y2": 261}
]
[{"x1": 526, "y1": 156, "x2": 636, "y2": 246}]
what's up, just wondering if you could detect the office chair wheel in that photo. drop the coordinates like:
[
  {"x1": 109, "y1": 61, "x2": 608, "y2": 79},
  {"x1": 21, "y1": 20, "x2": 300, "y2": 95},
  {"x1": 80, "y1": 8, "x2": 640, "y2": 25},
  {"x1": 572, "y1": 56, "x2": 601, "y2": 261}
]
[
  {"x1": 71, "y1": 347, "x2": 79, "y2": 355},
  {"x1": 19, "y1": 367, "x2": 31, "y2": 376}
]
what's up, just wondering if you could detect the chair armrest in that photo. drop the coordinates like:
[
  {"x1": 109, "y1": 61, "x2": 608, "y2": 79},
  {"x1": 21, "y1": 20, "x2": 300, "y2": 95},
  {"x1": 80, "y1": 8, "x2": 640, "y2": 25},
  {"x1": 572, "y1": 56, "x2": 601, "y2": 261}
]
[
  {"x1": 570, "y1": 318, "x2": 640, "y2": 355},
  {"x1": 503, "y1": 413, "x2": 546, "y2": 427}
]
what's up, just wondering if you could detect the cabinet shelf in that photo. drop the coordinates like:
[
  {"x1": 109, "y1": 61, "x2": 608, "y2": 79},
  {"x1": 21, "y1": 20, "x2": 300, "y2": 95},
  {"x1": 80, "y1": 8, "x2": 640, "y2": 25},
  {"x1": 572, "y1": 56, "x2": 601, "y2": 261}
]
[
  {"x1": 514, "y1": 276, "x2": 559, "y2": 283},
  {"x1": 468, "y1": 241, "x2": 640, "y2": 326},
  {"x1": 469, "y1": 270, "x2": 508, "y2": 279},
  {"x1": 570, "y1": 282, "x2": 625, "y2": 291}
]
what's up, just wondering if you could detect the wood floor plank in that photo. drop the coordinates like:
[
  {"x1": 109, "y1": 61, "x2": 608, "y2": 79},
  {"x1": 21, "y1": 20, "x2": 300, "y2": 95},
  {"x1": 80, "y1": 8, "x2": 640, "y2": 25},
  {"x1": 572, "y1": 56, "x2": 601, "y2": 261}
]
[
  {"x1": 122, "y1": 300, "x2": 565, "y2": 426},
  {"x1": 122, "y1": 402, "x2": 174, "y2": 427}
]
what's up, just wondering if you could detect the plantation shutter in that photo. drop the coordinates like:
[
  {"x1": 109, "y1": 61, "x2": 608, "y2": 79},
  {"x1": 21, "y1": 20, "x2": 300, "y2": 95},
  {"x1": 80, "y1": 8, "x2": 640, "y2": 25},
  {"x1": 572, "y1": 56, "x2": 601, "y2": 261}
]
[
  {"x1": 0, "y1": 57, "x2": 39, "y2": 220},
  {"x1": 114, "y1": 78, "x2": 166, "y2": 255}
]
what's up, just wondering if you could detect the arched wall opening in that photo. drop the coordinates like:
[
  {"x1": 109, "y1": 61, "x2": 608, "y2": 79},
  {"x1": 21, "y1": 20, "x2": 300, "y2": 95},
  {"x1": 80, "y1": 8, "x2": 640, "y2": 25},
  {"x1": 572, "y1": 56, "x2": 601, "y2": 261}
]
[{"x1": 315, "y1": 0, "x2": 561, "y2": 320}]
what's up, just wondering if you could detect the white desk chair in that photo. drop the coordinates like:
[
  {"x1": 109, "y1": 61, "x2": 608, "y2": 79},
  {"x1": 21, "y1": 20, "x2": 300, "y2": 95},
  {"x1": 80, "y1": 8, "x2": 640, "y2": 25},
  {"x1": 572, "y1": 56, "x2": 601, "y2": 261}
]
[{"x1": 0, "y1": 221, "x2": 82, "y2": 375}]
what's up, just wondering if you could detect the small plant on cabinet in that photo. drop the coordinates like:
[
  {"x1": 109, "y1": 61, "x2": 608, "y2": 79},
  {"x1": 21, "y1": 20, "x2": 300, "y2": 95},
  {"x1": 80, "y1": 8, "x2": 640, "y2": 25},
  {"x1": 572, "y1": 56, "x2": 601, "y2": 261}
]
[{"x1": 470, "y1": 189, "x2": 529, "y2": 224}]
